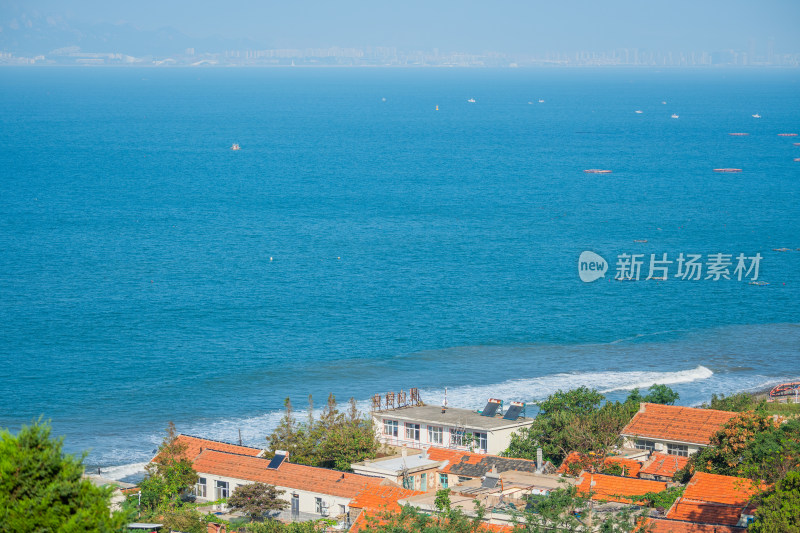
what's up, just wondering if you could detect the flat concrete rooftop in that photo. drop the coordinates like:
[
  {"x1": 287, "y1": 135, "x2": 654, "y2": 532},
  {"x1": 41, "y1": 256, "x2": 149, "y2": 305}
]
[{"x1": 373, "y1": 404, "x2": 532, "y2": 430}]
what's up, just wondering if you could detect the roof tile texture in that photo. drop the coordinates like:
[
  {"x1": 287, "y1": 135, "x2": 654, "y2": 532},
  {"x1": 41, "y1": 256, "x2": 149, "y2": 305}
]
[
  {"x1": 192, "y1": 449, "x2": 382, "y2": 499},
  {"x1": 576, "y1": 472, "x2": 667, "y2": 503},
  {"x1": 682, "y1": 472, "x2": 766, "y2": 506},
  {"x1": 622, "y1": 404, "x2": 737, "y2": 445},
  {"x1": 349, "y1": 486, "x2": 424, "y2": 511},
  {"x1": 645, "y1": 518, "x2": 746, "y2": 532},
  {"x1": 153, "y1": 434, "x2": 263, "y2": 463},
  {"x1": 640, "y1": 452, "x2": 690, "y2": 478},
  {"x1": 557, "y1": 451, "x2": 642, "y2": 477}
]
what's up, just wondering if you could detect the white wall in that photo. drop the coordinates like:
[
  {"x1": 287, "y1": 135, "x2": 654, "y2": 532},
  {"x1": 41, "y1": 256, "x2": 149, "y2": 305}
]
[{"x1": 195, "y1": 472, "x2": 352, "y2": 517}]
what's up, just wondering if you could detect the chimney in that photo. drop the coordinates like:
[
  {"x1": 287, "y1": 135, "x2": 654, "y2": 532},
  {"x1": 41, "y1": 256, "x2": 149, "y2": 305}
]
[
  {"x1": 491, "y1": 465, "x2": 497, "y2": 474},
  {"x1": 401, "y1": 446, "x2": 407, "y2": 458},
  {"x1": 536, "y1": 447, "x2": 543, "y2": 472}
]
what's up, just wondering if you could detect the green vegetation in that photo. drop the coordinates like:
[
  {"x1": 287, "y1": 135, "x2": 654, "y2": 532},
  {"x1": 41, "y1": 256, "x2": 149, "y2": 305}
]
[
  {"x1": 228, "y1": 482, "x2": 288, "y2": 521},
  {"x1": 502, "y1": 385, "x2": 678, "y2": 465},
  {"x1": 266, "y1": 394, "x2": 379, "y2": 471},
  {"x1": 138, "y1": 422, "x2": 199, "y2": 511},
  {"x1": 701, "y1": 392, "x2": 763, "y2": 412},
  {"x1": 750, "y1": 471, "x2": 800, "y2": 533},
  {"x1": 0, "y1": 419, "x2": 126, "y2": 532},
  {"x1": 630, "y1": 486, "x2": 684, "y2": 512},
  {"x1": 676, "y1": 412, "x2": 800, "y2": 484}
]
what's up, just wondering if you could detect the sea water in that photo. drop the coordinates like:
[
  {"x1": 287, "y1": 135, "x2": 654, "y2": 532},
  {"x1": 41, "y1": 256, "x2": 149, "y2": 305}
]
[{"x1": 0, "y1": 67, "x2": 798, "y2": 479}]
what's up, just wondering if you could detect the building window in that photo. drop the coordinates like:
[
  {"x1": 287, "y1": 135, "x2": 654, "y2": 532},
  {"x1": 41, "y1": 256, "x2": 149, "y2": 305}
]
[
  {"x1": 428, "y1": 425, "x2": 443, "y2": 445},
  {"x1": 405, "y1": 423, "x2": 420, "y2": 441},
  {"x1": 420, "y1": 472, "x2": 427, "y2": 491},
  {"x1": 450, "y1": 429, "x2": 466, "y2": 447},
  {"x1": 667, "y1": 443, "x2": 689, "y2": 457},
  {"x1": 635, "y1": 439, "x2": 656, "y2": 452},
  {"x1": 215, "y1": 480, "x2": 229, "y2": 499},
  {"x1": 315, "y1": 497, "x2": 323, "y2": 514},
  {"x1": 457, "y1": 476, "x2": 471, "y2": 483},
  {"x1": 472, "y1": 432, "x2": 488, "y2": 451},
  {"x1": 194, "y1": 477, "x2": 207, "y2": 498},
  {"x1": 403, "y1": 475, "x2": 415, "y2": 489},
  {"x1": 439, "y1": 473, "x2": 448, "y2": 488},
  {"x1": 339, "y1": 504, "x2": 346, "y2": 515},
  {"x1": 384, "y1": 419, "x2": 398, "y2": 437}
]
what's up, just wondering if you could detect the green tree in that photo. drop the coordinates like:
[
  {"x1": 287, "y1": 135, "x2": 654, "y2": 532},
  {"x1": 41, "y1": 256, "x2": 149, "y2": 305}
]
[
  {"x1": 750, "y1": 470, "x2": 800, "y2": 532},
  {"x1": 139, "y1": 422, "x2": 199, "y2": 511},
  {"x1": 642, "y1": 384, "x2": 679, "y2": 405},
  {"x1": 677, "y1": 413, "x2": 800, "y2": 484},
  {"x1": 228, "y1": 482, "x2": 288, "y2": 521},
  {"x1": 701, "y1": 392, "x2": 761, "y2": 412},
  {"x1": 0, "y1": 419, "x2": 126, "y2": 531},
  {"x1": 503, "y1": 388, "x2": 639, "y2": 465},
  {"x1": 266, "y1": 394, "x2": 379, "y2": 472}
]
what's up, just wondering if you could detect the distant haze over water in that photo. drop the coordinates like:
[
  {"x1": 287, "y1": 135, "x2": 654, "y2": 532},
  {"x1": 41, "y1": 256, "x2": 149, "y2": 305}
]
[{"x1": 0, "y1": 68, "x2": 798, "y2": 476}]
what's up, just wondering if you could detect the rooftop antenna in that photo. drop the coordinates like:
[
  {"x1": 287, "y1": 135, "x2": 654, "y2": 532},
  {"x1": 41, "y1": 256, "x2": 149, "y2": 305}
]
[
  {"x1": 442, "y1": 387, "x2": 448, "y2": 413},
  {"x1": 238, "y1": 429, "x2": 243, "y2": 446}
]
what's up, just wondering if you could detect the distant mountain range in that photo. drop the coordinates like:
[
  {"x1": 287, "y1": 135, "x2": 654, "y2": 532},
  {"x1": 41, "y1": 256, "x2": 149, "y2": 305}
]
[{"x1": 0, "y1": 9, "x2": 264, "y2": 57}]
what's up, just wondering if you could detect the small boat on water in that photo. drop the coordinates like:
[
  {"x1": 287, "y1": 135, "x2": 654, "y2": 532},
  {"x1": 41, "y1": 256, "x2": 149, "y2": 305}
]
[
  {"x1": 230, "y1": 143, "x2": 241, "y2": 151},
  {"x1": 749, "y1": 281, "x2": 770, "y2": 286},
  {"x1": 713, "y1": 168, "x2": 742, "y2": 173},
  {"x1": 635, "y1": 110, "x2": 643, "y2": 114},
  {"x1": 773, "y1": 248, "x2": 790, "y2": 252},
  {"x1": 794, "y1": 158, "x2": 800, "y2": 162},
  {"x1": 752, "y1": 114, "x2": 761, "y2": 118},
  {"x1": 538, "y1": 99, "x2": 545, "y2": 103},
  {"x1": 671, "y1": 114, "x2": 679, "y2": 119},
  {"x1": 584, "y1": 169, "x2": 612, "y2": 174},
  {"x1": 794, "y1": 143, "x2": 800, "y2": 146},
  {"x1": 778, "y1": 133, "x2": 798, "y2": 137},
  {"x1": 467, "y1": 98, "x2": 476, "y2": 103},
  {"x1": 729, "y1": 133, "x2": 749, "y2": 136},
  {"x1": 661, "y1": 101, "x2": 667, "y2": 104},
  {"x1": 634, "y1": 239, "x2": 648, "y2": 243}
]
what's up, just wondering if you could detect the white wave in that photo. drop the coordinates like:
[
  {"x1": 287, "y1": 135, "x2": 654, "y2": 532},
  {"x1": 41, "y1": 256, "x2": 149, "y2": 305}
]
[
  {"x1": 419, "y1": 365, "x2": 714, "y2": 409},
  {"x1": 599, "y1": 366, "x2": 714, "y2": 393},
  {"x1": 98, "y1": 462, "x2": 148, "y2": 481}
]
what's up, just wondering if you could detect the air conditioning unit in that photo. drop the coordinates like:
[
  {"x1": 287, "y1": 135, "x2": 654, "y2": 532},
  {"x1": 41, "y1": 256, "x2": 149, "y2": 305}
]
[{"x1": 320, "y1": 502, "x2": 330, "y2": 517}]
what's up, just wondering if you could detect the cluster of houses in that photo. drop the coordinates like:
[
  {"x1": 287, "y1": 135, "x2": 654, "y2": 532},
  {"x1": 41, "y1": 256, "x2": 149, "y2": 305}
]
[{"x1": 141, "y1": 401, "x2": 769, "y2": 532}]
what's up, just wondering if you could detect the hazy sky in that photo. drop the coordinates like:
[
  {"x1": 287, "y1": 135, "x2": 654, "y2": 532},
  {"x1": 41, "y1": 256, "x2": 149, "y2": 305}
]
[{"x1": 7, "y1": 0, "x2": 800, "y2": 54}]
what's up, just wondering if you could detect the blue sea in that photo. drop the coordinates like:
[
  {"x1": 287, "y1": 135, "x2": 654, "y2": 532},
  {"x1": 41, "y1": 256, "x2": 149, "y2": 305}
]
[{"x1": 1, "y1": 67, "x2": 799, "y2": 480}]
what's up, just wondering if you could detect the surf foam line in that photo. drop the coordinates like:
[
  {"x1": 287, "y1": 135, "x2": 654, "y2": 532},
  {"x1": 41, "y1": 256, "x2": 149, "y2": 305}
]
[{"x1": 420, "y1": 365, "x2": 714, "y2": 408}]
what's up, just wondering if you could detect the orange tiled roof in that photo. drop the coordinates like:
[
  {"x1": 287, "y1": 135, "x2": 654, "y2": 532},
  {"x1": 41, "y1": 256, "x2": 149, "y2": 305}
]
[
  {"x1": 192, "y1": 449, "x2": 382, "y2": 499},
  {"x1": 349, "y1": 511, "x2": 513, "y2": 532},
  {"x1": 681, "y1": 472, "x2": 767, "y2": 506},
  {"x1": 153, "y1": 434, "x2": 263, "y2": 463},
  {"x1": 349, "y1": 486, "x2": 424, "y2": 512},
  {"x1": 426, "y1": 447, "x2": 485, "y2": 474},
  {"x1": 640, "y1": 452, "x2": 690, "y2": 478},
  {"x1": 576, "y1": 472, "x2": 667, "y2": 504},
  {"x1": 643, "y1": 518, "x2": 746, "y2": 532},
  {"x1": 665, "y1": 500, "x2": 744, "y2": 526},
  {"x1": 621, "y1": 404, "x2": 737, "y2": 445},
  {"x1": 557, "y1": 451, "x2": 642, "y2": 477}
]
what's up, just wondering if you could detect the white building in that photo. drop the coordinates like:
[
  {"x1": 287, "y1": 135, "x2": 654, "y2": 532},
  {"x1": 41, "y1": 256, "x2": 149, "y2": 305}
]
[{"x1": 372, "y1": 403, "x2": 534, "y2": 455}]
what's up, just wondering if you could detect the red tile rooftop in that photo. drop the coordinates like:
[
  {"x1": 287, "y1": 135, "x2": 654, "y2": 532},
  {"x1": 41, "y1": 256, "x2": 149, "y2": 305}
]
[
  {"x1": 349, "y1": 486, "x2": 424, "y2": 512},
  {"x1": 621, "y1": 404, "x2": 737, "y2": 445},
  {"x1": 192, "y1": 449, "x2": 382, "y2": 500},
  {"x1": 640, "y1": 452, "x2": 690, "y2": 478},
  {"x1": 665, "y1": 500, "x2": 745, "y2": 527},
  {"x1": 557, "y1": 451, "x2": 642, "y2": 477},
  {"x1": 643, "y1": 518, "x2": 746, "y2": 532},
  {"x1": 681, "y1": 472, "x2": 767, "y2": 506},
  {"x1": 576, "y1": 472, "x2": 667, "y2": 504},
  {"x1": 152, "y1": 434, "x2": 263, "y2": 463}
]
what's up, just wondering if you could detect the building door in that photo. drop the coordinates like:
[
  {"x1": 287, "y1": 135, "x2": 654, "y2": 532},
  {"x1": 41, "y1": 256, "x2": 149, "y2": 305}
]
[{"x1": 291, "y1": 494, "x2": 300, "y2": 518}]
